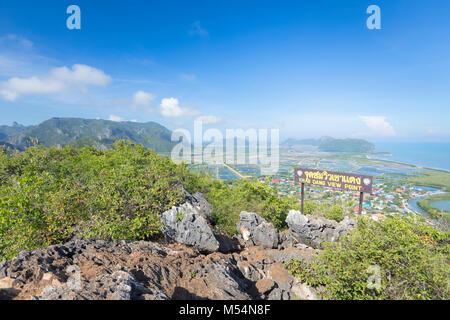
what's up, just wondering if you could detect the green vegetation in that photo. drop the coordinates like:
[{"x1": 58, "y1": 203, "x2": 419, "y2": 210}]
[
  {"x1": 418, "y1": 194, "x2": 450, "y2": 225},
  {"x1": 286, "y1": 215, "x2": 450, "y2": 300},
  {"x1": 0, "y1": 141, "x2": 300, "y2": 260},
  {"x1": 299, "y1": 201, "x2": 345, "y2": 222},
  {"x1": 0, "y1": 122, "x2": 28, "y2": 141},
  {"x1": 2, "y1": 141, "x2": 449, "y2": 300},
  {"x1": 408, "y1": 170, "x2": 450, "y2": 191},
  {"x1": 319, "y1": 138, "x2": 375, "y2": 153},
  {"x1": 0, "y1": 141, "x2": 191, "y2": 260},
  {"x1": 199, "y1": 179, "x2": 301, "y2": 235},
  {"x1": 283, "y1": 137, "x2": 375, "y2": 153}
]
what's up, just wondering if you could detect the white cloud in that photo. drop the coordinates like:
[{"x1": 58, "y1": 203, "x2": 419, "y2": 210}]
[
  {"x1": 108, "y1": 115, "x2": 138, "y2": 122},
  {"x1": 189, "y1": 21, "x2": 208, "y2": 37},
  {"x1": 196, "y1": 115, "x2": 222, "y2": 124},
  {"x1": 132, "y1": 90, "x2": 155, "y2": 108},
  {"x1": 160, "y1": 97, "x2": 198, "y2": 118},
  {"x1": 108, "y1": 115, "x2": 125, "y2": 122},
  {"x1": 0, "y1": 34, "x2": 33, "y2": 49},
  {"x1": 359, "y1": 115, "x2": 396, "y2": 137},
  {"x1": 0, "y1": 64, "x2": 111, "y2": 101}
]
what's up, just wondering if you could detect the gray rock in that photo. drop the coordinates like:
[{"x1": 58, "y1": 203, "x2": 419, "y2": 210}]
[
  {"x1": 161, "y1": 202, "x2": 220, "y2": 253},
  {"x1": 181, "y1": 189, "x2": 213, "y2": 222},
  {"x1": 267, "y1": 287, "x2": 290, "y2": 300},
  {"x1": 236, "y1": 260, "x2": 263, "y2": 282},
  {"x1": 0, "y1": 261, "x2": 8, "y2": 278},
  {"x1": 201, "y1": 264, "x2": 252, "y2": 300},
  {"x1": 278, "y1": 230, "x2": 299, "y2": 249},
  {"x1": 236, "y1": 212, "x2": 279, "y2": 249},
  {"x1": 267, "y1": 287, "x2": 282, "y2": 300},
  {"x1": 191, "y1": 192, "x2": 213, "y2": 222},
  {"x1": 34, "y1": 269, "x2": 169, "y2": 301},
  {"x1": 215, "y1": 233, "x2": 241, "y2": 254},
  {"x1": 286, "y1": 210, "x2": 356, "y2": 249},
  {"x1": 290, "y1": 281, "x2": 319, "y2": 300},
  {"x1": 35, "y1": 285, "x2": 72, "y2": 300}
]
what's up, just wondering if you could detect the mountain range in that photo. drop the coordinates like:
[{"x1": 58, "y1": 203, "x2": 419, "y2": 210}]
[
  {"x1": 0, "y1": 118, "x2": 375, "y2": 154},
  {"x1": 0, "y1": 118, "x2": 177, "y2": 153},
  {"x1": 282, "y1": 136, "x2": 375, "y2": 153}
]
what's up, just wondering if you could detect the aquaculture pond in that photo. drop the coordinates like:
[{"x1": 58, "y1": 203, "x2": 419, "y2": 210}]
[{"x1": 430, "y1": 201, "x2": 450, "y2": 212}]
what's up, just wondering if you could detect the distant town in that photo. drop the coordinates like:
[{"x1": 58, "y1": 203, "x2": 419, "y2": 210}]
[{"x1": 190, "y1": 143, "x2": 449, "y2": 225}]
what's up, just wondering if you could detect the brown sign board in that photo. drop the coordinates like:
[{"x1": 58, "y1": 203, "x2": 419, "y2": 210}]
[{"x1": 294, "y1": 168, "x2": 373, "y2": 194}]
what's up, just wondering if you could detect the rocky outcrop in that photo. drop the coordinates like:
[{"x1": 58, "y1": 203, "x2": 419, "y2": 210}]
[
  {"x1": 161, "y1": 203, "x2": 220, "y2": 253},
  {"x1": 160, "y1": 191, "x2": 241, "y2": 254},
  {"x1": 286, "y1": 210, "x2": 357, "y2": 249},
  {"x1": 33, "y1": 270, "x2": 169, "y2": 300},
  {"x1": 189, "y1": 192, "x2": 213, "y2": 222},
  {"x1": 0, "y1": 239, "x2": 319, "y2": 300},
  {"x1": 0, "y1": 199, "x2": 358, "y2": 301},
  {"x1": 236, "y1": 212, "x2": 279, "y2": 249},
  {"x1": 160, "y1": 190, "x2": 220, "y2": 253}
]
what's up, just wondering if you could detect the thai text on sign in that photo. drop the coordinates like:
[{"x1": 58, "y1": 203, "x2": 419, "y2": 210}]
[{"x1": 294, "y1": 168, "x2": 373, "y2": 193}]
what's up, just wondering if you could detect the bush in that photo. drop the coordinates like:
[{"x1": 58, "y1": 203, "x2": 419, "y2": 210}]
[
  {"x1": 0, "y1": 141, "x2": 191, "y2": 260},
  {"x1": 285, "y1": 215, "x2": 450, "y2": 300},
  {"x1": 0, "y1": 141, "x2": 302, "y2": 259},
  {"x1": 302, "y1": 201, "x2": 345, "y2": 223},
  {"x1": 206, "y1": 179, "x2": 301, "y2": 235}
]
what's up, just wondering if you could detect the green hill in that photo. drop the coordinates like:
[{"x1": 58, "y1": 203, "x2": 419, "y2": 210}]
[
  {"x1": 0, "y1": 122, "x2": 29, "y2": 141},
  {"x1": 3, "y1": 118, "x2": 177, "y2": 153},
  {"x1": 282, "y1": 136, "x2": 375, "y2": 153}
]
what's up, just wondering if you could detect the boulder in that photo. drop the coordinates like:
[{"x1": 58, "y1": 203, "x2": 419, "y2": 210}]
[
  {"x1": 180, "y1": 189, "x2": 213, "y2": 222},
  {"x1": 286, "y1": 210, "x2": 356, "y2": 249},
  {"x1": 255, "y1": 278, "x2": 275, "y2": 295},
  {"x1": 290, "y1": 281, "x2": 319, "y2": 300},
  {"x1": 161, "y1": 202, "x2": 220, "y2": 253},
  {"x1": 236, "y1": 260, "x2": 263, "y2": 282},
  {"x1": 236, "y1": 212, "x2": 279, "y2": 249},
  {"x1": 266, "y1": 263, "x2": 295, "y2": 292},
  {"x1": 214, "y1": 233, "x2": 241, "y2": 254}
]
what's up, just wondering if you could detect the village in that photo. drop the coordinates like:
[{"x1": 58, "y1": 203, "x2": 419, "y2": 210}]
[{"x1": 259, "y1": 172, "x2": 441, "y2": 218}]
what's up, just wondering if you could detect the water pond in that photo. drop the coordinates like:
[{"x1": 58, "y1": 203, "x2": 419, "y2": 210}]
[{"x1": 430, "y1": 200, "x2": 450, "y2": 212}]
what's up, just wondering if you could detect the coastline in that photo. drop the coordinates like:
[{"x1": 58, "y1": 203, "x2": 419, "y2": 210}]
[
  {"x1": 364, "y1": 152, "x2": 450, "y2": 223},
  {"x1": 366, "y1": 154, "x2": 450, "y2": 173}
]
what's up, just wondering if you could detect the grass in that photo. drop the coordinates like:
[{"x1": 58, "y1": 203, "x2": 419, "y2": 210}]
[{"x1": 408, "y1": 170, "x2": 450, "y2": 192}]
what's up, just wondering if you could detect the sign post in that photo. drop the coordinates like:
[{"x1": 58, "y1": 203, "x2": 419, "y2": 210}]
[
  {"x1": 294, "y1": 168, "x2": 373, "y2": 215},
  {"x1": 301, "y1": 182, "x2": 305, "y2": 214},
  {"x1": 359, "y1": 192, "x2": 364, "y2": 214}
]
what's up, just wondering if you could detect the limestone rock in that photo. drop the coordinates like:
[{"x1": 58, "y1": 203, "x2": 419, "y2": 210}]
[
  {"x1": 255, "y1": 279, "x2": 275, "y2": 295},
  {"x1": 286, "y1": 210, "x2": 356, "y2": 249},
  {"x1": 290, "y1": 281, "x2": 319, "y2": 300},
  {"x1": 161, "y1": 202, "x2": 220, "y2": 253},
  {"x1": 236, "y1": 212, "x2": 279, "y2": 249}
]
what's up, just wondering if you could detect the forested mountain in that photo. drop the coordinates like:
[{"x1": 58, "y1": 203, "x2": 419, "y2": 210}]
[
  {"x1": 282, "y1": 136, "x2": 375, "y2": 153},
  {"x1": 0, "y1": 118, "x2": 177, "y2": 153}
]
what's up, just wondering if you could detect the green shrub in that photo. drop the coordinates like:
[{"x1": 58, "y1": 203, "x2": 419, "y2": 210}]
[
  {"x1": 285, "y1": 215, "x2": 450, "y2": 300},
  {"x1": 0, "y1": 142, "x2": 302, "y2": 259},
  {"x1": 206, "y1": 179, "x2": 301, "y2": 235},
  {"x1": 0, "y1": 141, "x2": 191, "y2": 260},
  {"x1": 301, "y1": 201, "x2": 345, "y2": 223}
]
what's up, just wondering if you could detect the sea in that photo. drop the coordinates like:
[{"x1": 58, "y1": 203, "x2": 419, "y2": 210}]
[{"x1": 373, "y1": 142, "x2": 450, "y2": 172}]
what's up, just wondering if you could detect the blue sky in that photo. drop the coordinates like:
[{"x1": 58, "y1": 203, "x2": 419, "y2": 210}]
[{"x1": 0, "y1": 0, "x2": 449, "y2": 142}]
